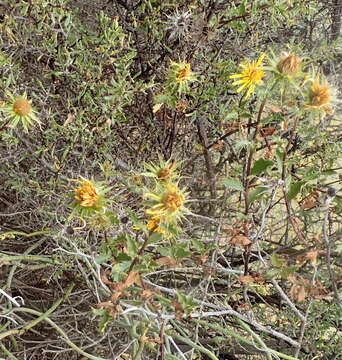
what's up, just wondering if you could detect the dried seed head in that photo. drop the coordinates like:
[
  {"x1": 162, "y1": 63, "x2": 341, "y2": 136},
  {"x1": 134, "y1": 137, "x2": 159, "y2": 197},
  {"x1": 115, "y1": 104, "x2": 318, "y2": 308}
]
[
  {"x1": 166, "y1": 11, "x2": 191, "y2": 40},
  {"x1": 309, "y1": 78, "x2": 331, "y2": 107},
  {"x1": 157, "y1": 168, "x2": 172, "y2": 181},
  {"x1": 13, "y1": 98, "x2": 31, "y2": 116},
  {"x1": 277, "y1": 54, "x2": 301, "y2": 76}
]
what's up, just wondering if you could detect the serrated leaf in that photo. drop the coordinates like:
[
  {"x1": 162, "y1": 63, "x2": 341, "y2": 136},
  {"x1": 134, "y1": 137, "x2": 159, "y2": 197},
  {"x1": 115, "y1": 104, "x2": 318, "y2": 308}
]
[
  {"x1": 220, "y1": 178, "x2": 244, "y2": 191},
  {"x1": 251, "y1": 158, "x2": 274, "y2": 176},
  {"x1": 288, "y1": 181, "x2": 305, "y2": 201}
]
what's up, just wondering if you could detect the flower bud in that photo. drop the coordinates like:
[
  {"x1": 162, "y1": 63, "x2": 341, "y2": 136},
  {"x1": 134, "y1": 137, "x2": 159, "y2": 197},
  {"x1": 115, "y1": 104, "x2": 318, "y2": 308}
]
[{"x1": 277, "y1": 54, "x2": 301, "y2": 76}]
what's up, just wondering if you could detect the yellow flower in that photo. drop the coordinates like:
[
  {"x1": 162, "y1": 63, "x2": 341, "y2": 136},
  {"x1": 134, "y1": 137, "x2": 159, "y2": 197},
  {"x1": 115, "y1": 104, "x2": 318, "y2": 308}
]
[
  {"x1": 304, "y1": 75, "x2": 333, "y2": 114},
  {"x1": 143, "y1": 158, "x2": 179, "y2": 182},
  {"x1": 229, "y1": 54, "x2": 266, "y2": 98},
  {"x1": 175, "y1": 63, "x2": 192, "y2": 83},
  {"x1": 144, "y1": 183, "x2": 188, "y2": 224},
  {"x1": 146, "y1": 216, "x2": 168, "y2": 235},
  {"x1": 2, "y1": 93, "x2": 40, "y2": 131},
  {"x1": 277, "y1": 54, "x2": 301, "y2": 77},
  {"x1": 73, "y1": 178, "x2": 100, "y2": 208},
  {"x1": 13, "y1": 98, "x2": 32, "y2": 116},
  {"x1": 169, "y1": 61, "x2": 196, "y2": 94},
  {"x1": 162, "y1": 185, "x2": 185, "y2": 211},
  {"x1": 309, "y1": 77, "x2": 331, "y2": 107}
]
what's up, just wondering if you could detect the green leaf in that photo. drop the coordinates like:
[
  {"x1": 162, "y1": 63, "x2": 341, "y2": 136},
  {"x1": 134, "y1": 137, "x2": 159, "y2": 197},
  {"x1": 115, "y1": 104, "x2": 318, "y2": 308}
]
[
  {"x1": 275, "y1": 149, "x2": 284, "y2": 173},
  {"x1": 116, "y1": 253, "x2": 131, "y2": 262},
  {"x1": 148, "y1": 232, "x2": 163, "y2": 243},
  {"x1": 239, "y1": 0, "x2": 246, "y2": 15},
  {"x1": 247, "y1": 186, "x2": 269, "y2": 205},
  {"x1": 265, "y1": 269, "x2": 280, "y2": 279},
  {"x1": 126, "y1": 235, "x2": 138, "y2": 257},
  {"x1": 271, "y1": 253, "x2": 284, "y2": 267},
  {"x1": 280, "y1": 266, "x2": 298, "y2": 279},
  {"x1": 321, "y1": 170, "x2": 337, "y2": 175},
  {"x1": 159, "y1": 247, "x2": 172, "y2": 257},
  {"x1": 92, "y1": 308, "x2": 112, "y2": 333},
  {"x1": 250, "y1": 159, "x2": 274, "y2": 176},
  {"x1": 94, "y1": 253, "x2": 110, "y2": 264},
  {"x1": 173, "y1": 245, "x2": 191, "y2": 259},
  {"x1": 220, "y1": 178, "x2": 244, "y2": 191},
  {"x1": 240, "y1": 112, "x2": 252, "y2": 118},
  {"x1": 287, "y1": 181, "x2": 305, "y2": 201},
  {"x1": 176, "y1": 291, "x2": 197, "y2": 314}
]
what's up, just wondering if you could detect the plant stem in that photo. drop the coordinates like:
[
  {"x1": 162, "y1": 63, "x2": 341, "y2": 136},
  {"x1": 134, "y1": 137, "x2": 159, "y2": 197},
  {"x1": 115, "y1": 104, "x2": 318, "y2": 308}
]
[
  {"x1": 194, "y1": 319, "x2": 299, "y2": 360},
  {"x1": 167, "y1": 331, "x2": 219, "y2": 360}
]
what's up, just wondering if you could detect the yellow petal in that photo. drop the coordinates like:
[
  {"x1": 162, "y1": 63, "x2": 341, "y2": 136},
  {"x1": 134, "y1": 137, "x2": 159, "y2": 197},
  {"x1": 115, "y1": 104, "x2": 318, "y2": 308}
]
[
  {"x1": 256, "y1": 54, "x2": 266, "y2": 66},
  {"x1": 232, "y1": 79, "x2": 248, "y2": 85},
  {"x1": 153, "y1": 103, "x2": 163, "y2": 113},
  {"x1": 237, "y1": 83, "x2": 248, "y2": 93},
  {"x1": 245, "y1": 84, "x2": 256, "y2": 98},
  {"x1": 229, "y1": 74, "x2": 243, "y2": 79},
  {"x1": 144, "y1": 193, "x2": 161, "y2": 200}
]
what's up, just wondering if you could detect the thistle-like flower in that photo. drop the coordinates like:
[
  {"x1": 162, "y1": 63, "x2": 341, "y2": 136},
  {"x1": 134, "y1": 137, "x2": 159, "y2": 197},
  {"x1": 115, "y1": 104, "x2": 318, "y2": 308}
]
[
  {"x1": 229, "y1": 54, "x2": 266, "y2": 98},
  {"x1": 277, "y1": 53, "x2": 301, "y2": 77},
  {"x1": 264, "y1": 51, "x2": 303, "y2": 84},
  {"x1": 74, "y1": 178, "x2": 100, "y2": 208},
  {"x1": 2, "y1": 93, "x2": 40, "y2": 131},
  {"x1": 142, "y1": 158, "x2": 179, "y2": 182},
  {"x1": 166, "y1": 10, "x2": 191, "y2": 40},
  {"x1": 304, "y1": 74, "x2": 334, "y2": 114},
  {"x1": 168, "y1": 61, "x2": 196, "y2": 94},
  {"x1": 146, "y1": 216, "x2": 168, "y2": 235},
  {"x1": 71, "y1": 177, "x2": 109, "y2": 213},
  {"x1": 144, "y1": 183, "x2": 188, "y2": 224}
]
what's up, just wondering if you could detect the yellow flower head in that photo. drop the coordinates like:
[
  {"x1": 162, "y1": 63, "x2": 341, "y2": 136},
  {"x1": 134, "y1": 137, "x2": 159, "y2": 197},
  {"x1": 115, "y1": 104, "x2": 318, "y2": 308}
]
[
  {"x1": 2, "y1": 93, "x2": 40, "y2": 132},
  {"x1": 169, "y1": 61, "x2": 196, "y2": 94},
  {"x1": 175, "y1": 63, "x2": 192, "y2": 83},
  {"x1": 144, "y1": 183, "x2": 188, "y2": 224},
  {"x1": 304, "y1": 75, "x2": 333, "y2": 114},
  {"x1": 73, "y1": 178, "x2": 100, "y2": 208},
  {"x1": 162, "y1": 185, "x2": 185, "y2": 211},
  {"x1": 143, "y1": 158, "x2": 179, "y2": 183},
  {"x1": 229, "y1": 54, "x2": 266, "y2": 98},
  {"x1": 277, "y1": 54, "x2": 301, "y2": 77},
  {"x1": 13, "y1": 98, "x2": 32, "y2": 116},
  {"x1": 146, "y1": 216, "x2": 168, "y2": 235},
  {"x1": 309, "y1": 77, "x2": 331, "y2": 107}
]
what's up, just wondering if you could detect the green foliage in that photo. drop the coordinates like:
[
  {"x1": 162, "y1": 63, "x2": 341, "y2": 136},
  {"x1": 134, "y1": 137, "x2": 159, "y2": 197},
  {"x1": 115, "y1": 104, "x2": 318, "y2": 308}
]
[{"x1": 0, "y1": 0, "x2": 341, "y2": 359}]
